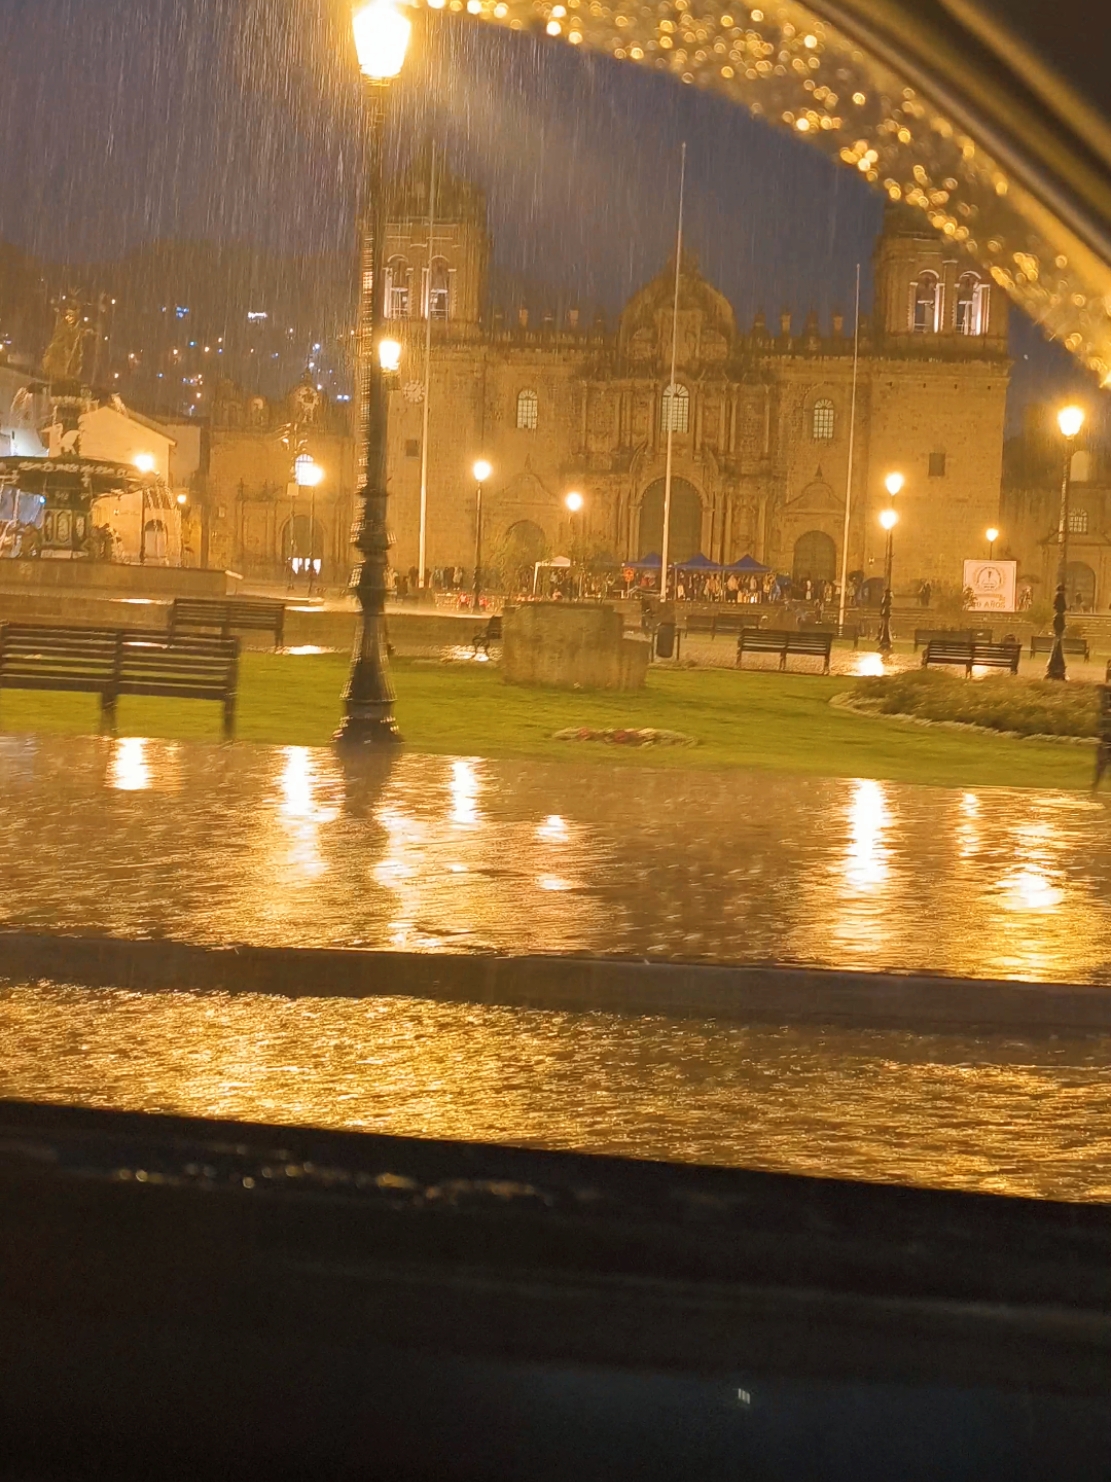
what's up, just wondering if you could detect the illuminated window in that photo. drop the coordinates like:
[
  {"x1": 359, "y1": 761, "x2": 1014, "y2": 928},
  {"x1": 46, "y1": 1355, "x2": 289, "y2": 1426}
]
[
  {"x1": 385, "y1": 258, "x2": 410, "y2": 319},
  {"x1": 661, "y1": 383, "x2": 689, "y2": 434},
  {"x1": 1069, "y1": 507, "x2": 1089, "y2": 534},
  {"x1": 956, "y1": 272, "x2": 988, "y2": 335},
  {"x1": 428, "y1": 258, "x2": 450, "y2": 320},
  {"x1": 516, "y1": 388, "x2": 539, "y2": 430},
  {"x1": 1071, "y1": 449, "x2": 1091, "y2": 483},
  {"x1": 812, "y1": 398, "x2": 835, "y2": 440},
  {"x1": 912, "y1": 271, "x2": 940, "y2": 333}
]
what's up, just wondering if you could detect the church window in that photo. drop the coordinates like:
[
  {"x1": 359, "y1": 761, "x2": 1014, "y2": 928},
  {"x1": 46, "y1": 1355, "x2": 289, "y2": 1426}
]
[
  {"x1": 661, "y1": 382, "x2": 689, "y2": 434},
  {"x1": 929, "y1": 451, "x2": 946, "y2": 477},
  {"x1": 956, "y1": 272, "x2": 988, "y2": 335},
  {"x1": 385, "y1": 257, "x2": 410, "y2": 319},
  {"x1": 1069, "y1": 507, "x2": 1089, "y2": 534},
  {"x1": 1071, "y1": 449, "x2": 1091, "y2": 483},
  {"x1": 428, "y1": 258, "x2": 450, "y2": 320},
  {"x1": 812, "y1": 398, "x2": 835, "y2": 441},
  {"x1": 516, "y1": 388, "x2": 539, "y2": 430},
  {"x1": 912, "y1": 271, "x2": 940, "y2": 333}
]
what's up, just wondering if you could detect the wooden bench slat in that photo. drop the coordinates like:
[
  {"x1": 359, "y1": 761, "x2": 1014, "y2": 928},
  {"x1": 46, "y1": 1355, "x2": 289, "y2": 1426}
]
[
  {"x1": 171, "y1": 597, "x2": 284, "y2": 648},
  {"x1": 1030, "y1": 634, "x2": 1090, "y2": 659},
  {"x1": 922, "y1": 639, "x2": 1020, "y2": 676},
  {"x1": 0, "y1": 622, "x2": 239, "y2": 738},
  {"x1": 736, "y1": 628, "x2": 833, "y2": 674}
]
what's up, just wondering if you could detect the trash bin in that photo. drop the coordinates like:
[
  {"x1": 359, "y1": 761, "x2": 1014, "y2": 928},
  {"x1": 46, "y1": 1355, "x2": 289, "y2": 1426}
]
[{"x1": 655, "y1": 621, "x2": 675, "y2": 659}]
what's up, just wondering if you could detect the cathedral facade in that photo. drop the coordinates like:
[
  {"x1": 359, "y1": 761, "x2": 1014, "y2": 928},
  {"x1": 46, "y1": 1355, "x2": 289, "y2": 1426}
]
[
  {"x1": 198, "y1": 182, "x2": 1010, "y2": 594},
  {"x1": 380, "y1": 182, "x2": 1010, "y2": 595}
]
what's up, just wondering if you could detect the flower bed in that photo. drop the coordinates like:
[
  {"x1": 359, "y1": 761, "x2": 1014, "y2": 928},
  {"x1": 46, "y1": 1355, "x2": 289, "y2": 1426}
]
[
  {"x1": 849, "y1": 668, "x2": 1098, "y2": 739},
  {"x1": 553, "y1": 726, "x2": 696, "y2": 747}
]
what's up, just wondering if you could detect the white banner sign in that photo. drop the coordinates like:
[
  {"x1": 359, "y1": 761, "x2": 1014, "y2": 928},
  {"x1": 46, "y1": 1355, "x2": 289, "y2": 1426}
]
[{"x1": 963, "y1": 559, "x2": 1017, "y2": 612}]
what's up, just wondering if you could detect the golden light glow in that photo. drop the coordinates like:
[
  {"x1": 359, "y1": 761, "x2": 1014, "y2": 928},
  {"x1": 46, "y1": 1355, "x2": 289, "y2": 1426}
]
[
  {"x1": 294, "y1": 454, "x2": 325, "y2": 488},
  {"x1": 109, "y1": 737, "x2": 151, "y2": 792},
  {"x1": 564, "y1": 491, "x2": 584, "y2": 512},
  {"x1": 351, "y1": 0, "x2": 411, "y2": 79},
  {"x1": 1058, "y1": 404, "x2": 1086, "y2": 439},
  {"x1": 883, "y1": 471, "x2": 905, "y2": 497},
  {"x1": 472, "y1": 459, "x2": 492, "y2": 483},
  {"x1": 176, "y1": 492, "x2": 188, "y2": 507},
  {"x1": 133, "y1": 452, "x2": 156, "y2": 474},
  {"x1": 378, "y1": 338, "x2": 402, "y2": 373},
  {"x1": 986, "y1": 526, "x2": 999, "y2": 544},
  {"x1": 879, "y1": 507, "x2": 899, "y2": 530}
]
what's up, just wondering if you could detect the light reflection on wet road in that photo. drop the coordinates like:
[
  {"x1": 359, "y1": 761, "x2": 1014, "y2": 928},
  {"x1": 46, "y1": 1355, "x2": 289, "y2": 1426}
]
[
  {"x1": 2, "y1": 984, "x2": 1109, "y2": 1203},
  {"x1": 1, "y1": 734, "x2": 1109, "y2": 982}
]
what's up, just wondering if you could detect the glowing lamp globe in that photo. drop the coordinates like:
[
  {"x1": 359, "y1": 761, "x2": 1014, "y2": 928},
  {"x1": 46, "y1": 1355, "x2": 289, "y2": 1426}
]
[
  {"x1": 378, "y1": 338, "x2": 402, "y2": 373},
  {"x1": 879, "y1": 507, "x2": 899, "y2": 531},
  {"x1": 986, "y1": 526, "x2": 999, "y2": 544},
  {"x1": 883, "y1": 471, "x2": 905, "y2": 497},
  {"x1": 564, "y1": 491, "x2": 584, "y2": 512},
  {"x1": 295, "y1": 455, "x2": 324, "y2": 488},
  {"x1": 176, "y1": 492, "x2": 188, "y2": 507},
  {"x1": 473, "y1": 459, "x2": 492, "y2": 483},
  {"x1": 1058, "y1": 404, "x2": 1086, "y2": 439},
  {"x1": 352, "y1": 0, "x2": 411, "y2": 80},
  {"x1": 133, "y1": 453, "x2": 156, "y2": 474}
]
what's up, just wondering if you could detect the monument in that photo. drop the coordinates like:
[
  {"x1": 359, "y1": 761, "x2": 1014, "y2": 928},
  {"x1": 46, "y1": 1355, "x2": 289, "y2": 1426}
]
[{"x1": 502, "y1": 603, "x2": 649, "y2": 691}]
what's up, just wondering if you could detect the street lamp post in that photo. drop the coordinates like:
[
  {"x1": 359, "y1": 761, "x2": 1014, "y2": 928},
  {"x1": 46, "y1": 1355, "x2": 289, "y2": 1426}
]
[
  {"x1": 986, "y1": 526, "x2": 999, "y2": 560},
  {"x1": 878, "y1": 506, "x2": 899, "y2": 654},
  {"x1": 1047, "y1": 404, "x2": 1086, "y2": 681},
  {"x1": 336, "y1": 0, "x2": 411, "y2": 748},
  {"x1": 877, "y1": 472, "x2": 903, "y2": 655},
  {"x1": 472, "y1": 459, "x2": 491, "y2": 610},
  {"x1": 564, "y1": 490, "x2": 583, "y2": 597},
  {"x1": 176, "y1": 491, "x2": 188, "y2": 568},
  {"x1": 133, "y1": 453, "x2": 155, "y2": 566},
  {"x1": 294, "y1": 453, "x2": 325, "y2": 594}
]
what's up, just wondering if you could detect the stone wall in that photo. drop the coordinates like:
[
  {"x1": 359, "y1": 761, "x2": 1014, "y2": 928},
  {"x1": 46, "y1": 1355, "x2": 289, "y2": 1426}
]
[{"x1": 502, "y1": 603, "x2": 649, "y2": 690}]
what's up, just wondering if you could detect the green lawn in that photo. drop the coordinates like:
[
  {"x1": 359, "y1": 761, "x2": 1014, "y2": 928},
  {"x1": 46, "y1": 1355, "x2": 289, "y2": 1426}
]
[{"x1": 0, "y1": 652, "x2": 1095, "y2": 791}]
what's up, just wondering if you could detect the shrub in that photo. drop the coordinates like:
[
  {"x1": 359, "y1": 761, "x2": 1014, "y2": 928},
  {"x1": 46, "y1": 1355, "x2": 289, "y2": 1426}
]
[{"x1": 850, "y1": 667, "x2": 1098, "y2": 738}]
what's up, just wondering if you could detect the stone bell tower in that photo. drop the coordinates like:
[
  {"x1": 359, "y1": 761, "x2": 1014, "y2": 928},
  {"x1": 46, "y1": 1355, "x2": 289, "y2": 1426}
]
[
  {"x1": 381, "y1": 155, "x2": 490, "y2": 337},
  {"x1": 864, "y1": 203, "x2": 1010, "y2": 586},
  {"x1": 873, "y1": 201, "x2": 1007, "y2": 353}
]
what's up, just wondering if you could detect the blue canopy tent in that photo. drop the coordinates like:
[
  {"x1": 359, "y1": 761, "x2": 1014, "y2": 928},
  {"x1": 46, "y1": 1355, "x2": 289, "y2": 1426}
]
[
  {"x1": 726, "y1": 554, "x2": 770, "y2": 574},
  {"x1": 625, "y1": 552, "x2": 662, "y2": 569},
  {"x1": 674, "y1": 552, "x2": 721, "y2": 570}
]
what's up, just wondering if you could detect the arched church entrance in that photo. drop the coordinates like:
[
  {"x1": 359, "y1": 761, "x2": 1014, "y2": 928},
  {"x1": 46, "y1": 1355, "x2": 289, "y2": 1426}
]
[
  {"x1": 638, "y1": 478, "x2": 701, "y2": 563},
  {"x1": 282, "y1": 515, "x2": 326, "y2": 578},
  {"x1": 1066, "y1": 560, "x2": 1097, "y2": 611},
  {"x1": 793, "y1": 529, "x2": 837, "y2": 584},
  {"x1": 495, "y1": 519, "x2": 548, "y2": 594}
]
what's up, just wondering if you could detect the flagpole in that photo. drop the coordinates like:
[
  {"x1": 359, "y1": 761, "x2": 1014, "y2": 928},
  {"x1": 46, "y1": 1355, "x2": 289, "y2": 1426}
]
[
  {"x1": 417, "y1": 144, "x2": 436, "y2": 592},
  {"x1": 837, "y1": 262, "x2": 861, "y2": 637},
  {"x1": 660, "y1": 141, "x2": 686, "y2": 603}
]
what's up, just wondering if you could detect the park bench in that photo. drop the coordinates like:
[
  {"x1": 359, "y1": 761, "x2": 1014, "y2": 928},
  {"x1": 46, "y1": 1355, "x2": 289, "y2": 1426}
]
[
  {"x1": 473, "y1": 615, "x2": 503, "y2": 655},
  {"x1": 798, "y1": 620, "x2": 861, "y2": 650},
  {"x1": 913, "y1": 626, "x2": 993, "y2": 650},
  {"x1": 0, "y1": 623, "x2": 240, "y2": 738},
  {"x1": 736, "y1": 627, "x2": 833, "y2": 673},
  {"x1": 683, "y1": 610, "x2": 754, "y2": 640},
  {"x1": 170, "y1": 596, "x2": 285, "y2": 649},
  {"x1": 1029, "y1": 633, "x2": 1091, "y2": 661},
  {"x1": 921, "y1": 638, "x2": 1020, "y2": 677}
]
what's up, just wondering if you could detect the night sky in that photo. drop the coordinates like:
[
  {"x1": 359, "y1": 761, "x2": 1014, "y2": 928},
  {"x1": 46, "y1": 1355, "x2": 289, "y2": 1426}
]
[{"x1": 0, "y1": 0, "x2": 1101, "y2": 424}]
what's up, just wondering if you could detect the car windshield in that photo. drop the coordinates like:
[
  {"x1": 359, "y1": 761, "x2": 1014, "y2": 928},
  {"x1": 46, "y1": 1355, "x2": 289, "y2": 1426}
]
[
  {"x1": 2, "y1": 3, "x2": 1111, "y2": 1474},
  {"x1": 1, "y1": 0, "x2": 1109, "y2": 1195}
]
